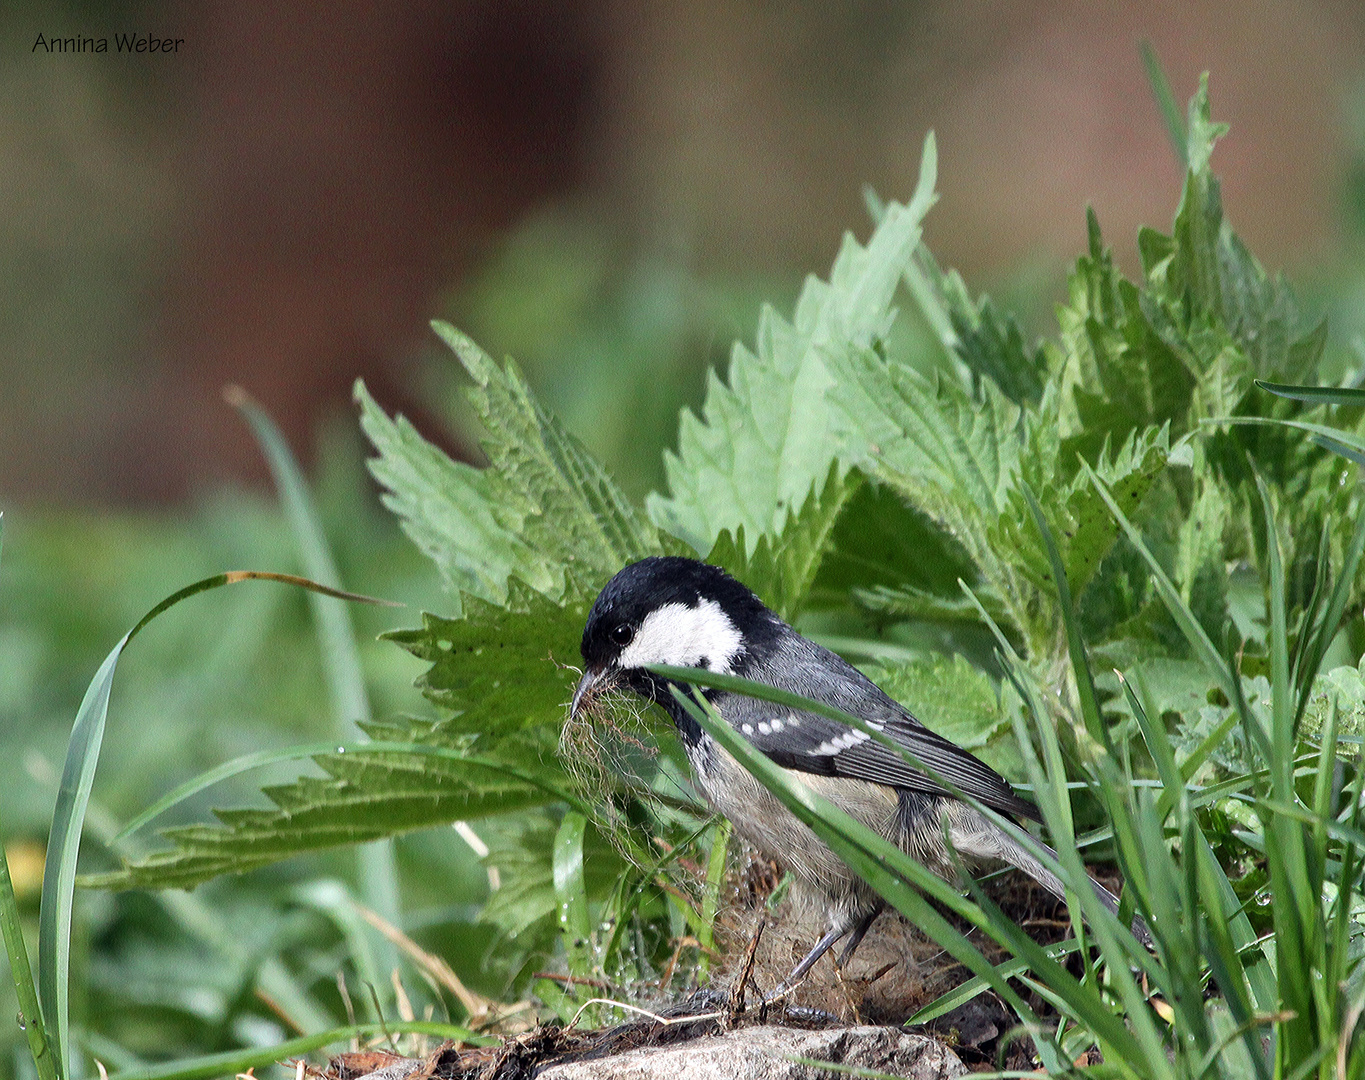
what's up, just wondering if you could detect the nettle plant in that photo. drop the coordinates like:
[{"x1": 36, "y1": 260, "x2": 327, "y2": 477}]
[{"x1": 52, "y1": 78, "x2": 1365, "y2": 1073}]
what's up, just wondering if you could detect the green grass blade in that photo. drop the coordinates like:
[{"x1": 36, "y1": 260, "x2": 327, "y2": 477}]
[
  {"x1": 1217, "y1": 415, "x2": 1365, "y2": 461},
  {"x1": 1255, "y1": 379, "x2": 1365, "y2": 406},
  {"x1": 906, "y1": 939, "x2": 1081, "y2": 1024},
  {"x1": 1313, "y1": 432, "x2": 1365, "y2": 468},
  {"x1": 0, "y1": 844, "x2": 55, "y2": 1080},
  {"x1": 958, "y1": 582, "x2": 1077, "y2": 840},
  {"x1": 699, "y1": 818, "x2": 730, "y2": 969},
  {"x1": 40, "y1": 636, "x2": 125, "y2": 1080},
  {"x1": 105, "y1": 1021, "x2": 490, "y2": 1080},
  {"x1": 228, "y1": 388, "x2": 373, "y2": 730},
  {"x1": 1140, "y1": 40, "x2": 1187, "y2": 167},
  {"x1": 1253, "y1": 474, "x2": 1292, "y2": 787},
  {"x1": 1295, "y1": 494, "x2": 1365, "y2": 725},
  {"x1": 1118, "y1": 676, "x2": 1180, "y2": 799},
  {"x1": 230, "y1": 388, "x2": 403, "y2": 978},
  {"x1": 1250, "y1": 471, "x2": 1316, "y2": 1064},
  {"x1": 552, "y1": 811, "x2": 592, "y2": 979},
  {"x1": 1289, "y1": 523, "x2": 1331, "y2": 692},
  {"x1": 38, "y1": 571, "x2": 398, "y2": 1079}
]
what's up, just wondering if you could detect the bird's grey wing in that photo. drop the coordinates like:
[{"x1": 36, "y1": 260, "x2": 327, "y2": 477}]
[{"x1": 717, "y1": 636, "x2": 1040, "y2": 822}]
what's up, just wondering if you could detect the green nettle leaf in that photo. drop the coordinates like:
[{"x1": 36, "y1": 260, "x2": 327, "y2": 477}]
[
  {"x1": 911, "y1": 245, "x2": 1048, "y2": 406},
  {"x1": 437, "y1": 324, "x2": 670, "y2": 586},
  {"x1": 356, "y1": 381, "x2": 554, "y2": 604},
  {"x1": 1142, "y1": 76, "x2": 1325, "y2": 390},
  {"x1": 359, "y1": 322, "x2": 668, "y2": 607},
  {"x1": 813, "y1": 478, "x2": 976, "y2": 611},
  {"x1": 384, "y1": 582, "x2": 587, "y2": 747},
  {"x1": 646, "y1": 135, "x2": 940, "y2": 555},
  {"x1": 1055, "y1": 211, "x2": 1196, "y2": 460},
  {"x1": 829, "y1": 347, "x2": 1023, "y2": 539},
  {"x1": 704, "y1": 465, "x2": 860, "y2": 621},
  {"x1": 826, "y1": 345, "x2": 1043, "y2": 638},
  {"x1": 86, "y1": 738, "x2": 558, "y2": 890},
  {"x1": 992, "y1": 424, "x2": 1172, "y2": 605}
]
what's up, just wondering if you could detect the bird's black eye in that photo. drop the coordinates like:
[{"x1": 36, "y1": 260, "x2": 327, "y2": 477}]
[{"x1": 609, "y1": 623, "x2": 633, "y2": 647}]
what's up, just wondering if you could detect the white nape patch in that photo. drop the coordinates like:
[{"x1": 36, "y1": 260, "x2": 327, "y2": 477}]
[
  {"x1": 617, "y1": 597, "x2": 743, "y2": 673},
  {"x1": 811, "y1": 728, "x2": 870, "y2": 756}
]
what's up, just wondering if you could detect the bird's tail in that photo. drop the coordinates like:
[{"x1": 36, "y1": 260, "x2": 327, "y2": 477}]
[{"x1": 952, "y1": 813, "x2": 1154, "y2": 948}]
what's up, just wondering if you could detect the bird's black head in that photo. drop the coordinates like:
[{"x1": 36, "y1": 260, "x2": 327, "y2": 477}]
[{"x1": 572, "y1": 556, "x2": 778, "y2": 715}]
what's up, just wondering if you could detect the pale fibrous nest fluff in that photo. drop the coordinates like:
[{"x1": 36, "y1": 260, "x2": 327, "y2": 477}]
[{"x1": 558, "y1": 665, "x2": 696, "y2": 861}]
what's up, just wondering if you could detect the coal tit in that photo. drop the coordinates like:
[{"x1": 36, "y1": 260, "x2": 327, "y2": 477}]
[{"x1": 572, "y1": 556, "x2": 1142, "y2": 989}]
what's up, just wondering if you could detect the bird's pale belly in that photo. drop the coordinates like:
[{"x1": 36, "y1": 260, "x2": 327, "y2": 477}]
[{"x1": 687, "y1": 732, "x2": 906, "y2": 901}]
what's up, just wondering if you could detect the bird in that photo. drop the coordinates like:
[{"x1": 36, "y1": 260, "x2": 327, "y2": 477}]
[{"x1": 570, "y1": 555, "x2": 1146, "y2": 994}]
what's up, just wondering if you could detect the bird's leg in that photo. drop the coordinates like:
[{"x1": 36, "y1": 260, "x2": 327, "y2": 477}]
[
  {"x1": 763, "y1": 903, "x2": 882, "y2": 1006},
  {"x1": 762, "y1": 924, "x2": 849, "y2": 1004},
  {"x1": 836, "y1": 905, "x2": 881, "y2": 968}
]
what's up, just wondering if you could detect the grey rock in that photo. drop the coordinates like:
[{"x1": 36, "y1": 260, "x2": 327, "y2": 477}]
[
  {"x1": 538, "y1": 1025, "x2": 965, "y2": 1080},
  {"x1": 349, "y1": 1065, "x2": 423, "y2": 1080}
]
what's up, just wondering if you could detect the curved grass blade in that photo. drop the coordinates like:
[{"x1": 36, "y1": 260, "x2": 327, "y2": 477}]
[
  {"x1": 0, "y1": 844, "x2": 54, "y2": 1080},
  {"x1": 39, "y1": 571, "x2": 395, "y2": 1080},
  {"x1": 1292, "y1": 491, "x2": 1365, "y2": 726},
  {"x1": 906, "y1": 938, "x2": 1081, "y2": 1025},
  {"x1": 1214, "y1": 415, "x2": 1365, "y2": 470},
  {"x1": 1255, "y1": 380, "x2": 1365, "y2": 406},
  {"x1": 1313, "y1": 433, "x2": 1365, "y2": 468},
  {"x1": 105, "y1": 1020, "x2": 490, "y2": 1080},
  {"x1": 229, "y1": 387, "x2": 401, "y2": 976},
  {"x1": 227, "y1": 387, "x2": 375, "y2": 727},
  {"x1": 116, "y1": 742, "x2": 344, "y2": 840},
  {"x1": 698, "y1": 818, "x2": 730, "y2": 971}
]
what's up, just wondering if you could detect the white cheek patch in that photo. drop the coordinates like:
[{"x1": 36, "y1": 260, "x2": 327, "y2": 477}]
[{"x1": 617, "y1": 598, "x2": 743, "y2": 673}]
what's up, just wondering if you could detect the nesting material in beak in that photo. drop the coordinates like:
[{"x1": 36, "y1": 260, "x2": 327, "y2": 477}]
[{"x1": 570, "y1": 665, "x2": 608, "y2": 719}]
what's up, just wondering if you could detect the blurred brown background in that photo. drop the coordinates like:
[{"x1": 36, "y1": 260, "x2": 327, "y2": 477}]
[{"x1": 3, "y1": 0, "x2": 1365, "y2": 505}]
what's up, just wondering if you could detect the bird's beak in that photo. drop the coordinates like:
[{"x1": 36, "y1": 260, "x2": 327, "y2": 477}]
[{"x1": 570, "y1": 665, "x2": 607, "y2": 719}]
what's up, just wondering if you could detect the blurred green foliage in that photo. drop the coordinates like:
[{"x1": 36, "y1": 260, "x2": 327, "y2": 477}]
[{"x1": 440, "y1": 207, "x2": 795, "y2": 500}]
